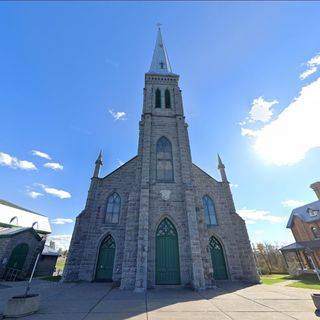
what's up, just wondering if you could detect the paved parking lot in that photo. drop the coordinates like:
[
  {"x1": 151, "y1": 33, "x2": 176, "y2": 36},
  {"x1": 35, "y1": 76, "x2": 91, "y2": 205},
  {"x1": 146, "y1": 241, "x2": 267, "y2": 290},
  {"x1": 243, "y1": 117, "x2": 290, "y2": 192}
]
[{"x1": 0, "y1": 280, "x2": 318, "y2": 319}]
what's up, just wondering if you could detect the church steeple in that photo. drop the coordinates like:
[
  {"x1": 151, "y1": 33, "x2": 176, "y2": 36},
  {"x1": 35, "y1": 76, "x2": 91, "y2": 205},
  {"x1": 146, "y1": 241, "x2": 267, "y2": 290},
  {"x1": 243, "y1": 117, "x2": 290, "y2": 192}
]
[
  {"x1": 148, "y1": 27, "x2": 172, "y2": 74},
  {"x1": 93, "y1": 150, "x2": 103, "y2": 178},
  {"x1": 218, "y1": 154, "x2": 228, "y2": 183}
]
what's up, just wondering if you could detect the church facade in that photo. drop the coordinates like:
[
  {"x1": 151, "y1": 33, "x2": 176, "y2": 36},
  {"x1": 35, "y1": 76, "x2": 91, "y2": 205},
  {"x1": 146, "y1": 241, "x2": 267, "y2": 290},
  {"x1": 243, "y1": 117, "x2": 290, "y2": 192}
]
[{"x1": 63, "y1": 29, "x2": 259, "y2": 291}]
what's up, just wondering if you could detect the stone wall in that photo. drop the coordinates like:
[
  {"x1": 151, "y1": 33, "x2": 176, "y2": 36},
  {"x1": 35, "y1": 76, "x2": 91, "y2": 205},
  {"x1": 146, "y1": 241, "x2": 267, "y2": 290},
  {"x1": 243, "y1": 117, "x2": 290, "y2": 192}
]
[
  {"x1": 64, "y1": 157, "x2": 140, "y2": 283},
  {"x1": 0, "y1": 230, "x2": 44, "y2": 280},
  {"x1": 35, "y1": 255, "x2": 58, "y2": 277},
  {"x1": 192, "y1": 164, "x2": 259, "y2": 283}
]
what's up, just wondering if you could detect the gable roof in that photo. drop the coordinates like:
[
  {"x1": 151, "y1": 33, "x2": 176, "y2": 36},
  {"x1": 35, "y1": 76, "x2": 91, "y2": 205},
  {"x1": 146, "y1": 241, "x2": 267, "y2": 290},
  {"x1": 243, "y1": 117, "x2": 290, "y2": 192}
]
[
  {"x1": 101, "y1": 156, "x2": 138, "y2": 180},
  {"x1": 280, "y1": 239, "x2": 320, "y2": 252},
  {"x1": 0, "y1": 199, "x2": 51, "y2": 234},
  {"x1": 286, "y1": 200, "x2": 320, "y2": 228},
  {"x1": 0, "y1": 199, "x2": 44, "y2": 216},
  {"x1": 42, "y1": 245, "x2": 59, "y2": 257},
  {"x1": 0, "y1": 227, "x2": 42, "y2": 241}
]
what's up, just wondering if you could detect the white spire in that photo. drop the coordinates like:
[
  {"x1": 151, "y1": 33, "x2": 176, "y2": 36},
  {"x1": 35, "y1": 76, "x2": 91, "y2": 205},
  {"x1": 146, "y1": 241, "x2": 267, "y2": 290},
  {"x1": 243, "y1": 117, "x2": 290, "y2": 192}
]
[{"x1": 149, "y1": 27, "x2": 172, "y2": 74}]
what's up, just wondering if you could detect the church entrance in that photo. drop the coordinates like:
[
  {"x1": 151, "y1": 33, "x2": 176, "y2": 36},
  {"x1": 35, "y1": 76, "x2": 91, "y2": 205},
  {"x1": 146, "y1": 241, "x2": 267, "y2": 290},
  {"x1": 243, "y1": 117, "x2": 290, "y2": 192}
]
[
  {"x1": 209, "y1": 236, "x2": 228, "y2": 280},
  {"x1": 95, "y1": 235, "x2": 115, "y2": 281},
  {"x1": 155, "y1": 218, "x2": 180, "y2": 285}
]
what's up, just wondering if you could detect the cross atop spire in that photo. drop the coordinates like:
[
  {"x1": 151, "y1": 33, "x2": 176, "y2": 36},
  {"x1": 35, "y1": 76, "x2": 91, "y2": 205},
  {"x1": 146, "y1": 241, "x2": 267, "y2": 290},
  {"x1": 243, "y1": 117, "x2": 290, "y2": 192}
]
[{"x1": 148, "y1": 26, "x2": 173, "y2": 75}]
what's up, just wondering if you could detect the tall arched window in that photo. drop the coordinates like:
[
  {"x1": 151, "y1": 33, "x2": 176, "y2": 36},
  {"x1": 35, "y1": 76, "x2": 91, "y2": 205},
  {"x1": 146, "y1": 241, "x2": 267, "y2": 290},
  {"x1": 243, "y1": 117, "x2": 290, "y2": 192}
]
[
  {"x1": 156, "y1": 137, "x2": 173, "y2": 181},
  {"x1": 165, "y1": 89, "x2": 171, "y2": 108},
  {"x1": 105, "y1": 193, "x2": 121, "y2": 223},
  {"x1": 202, "y1": 195, "x2": 217, "y2": 225},
  {"x1": 311, "y1": 226, "x2": 320, "y2": 239},
  {"x1": 155, "y1": 88, "x2": 161, "y2": 108}
]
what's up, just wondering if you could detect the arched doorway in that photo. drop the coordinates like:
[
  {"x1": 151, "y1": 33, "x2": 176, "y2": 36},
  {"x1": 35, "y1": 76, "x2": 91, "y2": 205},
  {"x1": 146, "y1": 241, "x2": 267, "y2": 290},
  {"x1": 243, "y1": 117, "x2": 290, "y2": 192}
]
[
  {"x1": 156, "y1": 218, "x2": 180, "y2": 285},
  {"x1": 95, "y1": 235, "x2": 115, "y2": 281},
  {"x1": 209, "y1": 236, "x2": 228, "y2": 280},
  {"x1": 7, "y1": 243, "x2": 29, "y2": 271}
]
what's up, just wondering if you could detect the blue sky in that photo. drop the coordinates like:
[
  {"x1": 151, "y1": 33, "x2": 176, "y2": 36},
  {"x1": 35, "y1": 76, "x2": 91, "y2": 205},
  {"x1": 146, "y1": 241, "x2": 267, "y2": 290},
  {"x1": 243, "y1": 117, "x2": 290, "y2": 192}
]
[{"x1": 1, "y1": 2, "x2": 320, "y2": 249}]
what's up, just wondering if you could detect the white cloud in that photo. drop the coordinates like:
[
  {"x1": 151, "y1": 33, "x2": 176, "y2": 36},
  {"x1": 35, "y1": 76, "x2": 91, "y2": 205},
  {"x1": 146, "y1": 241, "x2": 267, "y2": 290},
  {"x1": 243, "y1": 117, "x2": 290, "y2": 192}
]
[
  {"x1": 0, "y1": 152, "x2": 37, "y2": 170},
  {"x1": 51, "y1": 218, "x2": 74, "y2": 225},
  {"x1": 281, "y1": 199, "x2": 305, "y2": 208},
  {"x1": 118, "y1": 160, "x2": 125, "y2": 167},
  {"x1": 108, "y1": 109, "x2": 127, "y2": 121},
  {"x1": 248, "y1": 97, "x2": 278, "y2": 123},
  {"x1": 31, "y1": 150, "x2": 51, "y2": 160},
  {"x1": 241, "y1": 128, "x2": 258, "y2": 137},
  {"x1": 237, "y1": 208, "x2": 287, "y2": 225},
  {"x1": 44, "y1": 162, "x2": 63, "y2": 171},
  {"x1": 38, "y1": 184, "x2": 71, "y2": 199},
  {"x1": 27, "y1": 191, "x2": 43, "y2": 199},
  {"x1": 300, "y1": 53, "x2": 320, "y2": 80},
  {"x1": 254, "y1": 230, "x2": 265, "y2": 236},
  {"x1": 242, "y1": 77, "x2": 320, "y2": 166},
  {"x1": 47, "y1": 234, "x2": 72, "y2": 250},
  {"x1": 300, "y1": 66, "x2": 317, "y2": 80},
  {"x1": 230, "y1": 183, "x2": 239, "y2": 188}
]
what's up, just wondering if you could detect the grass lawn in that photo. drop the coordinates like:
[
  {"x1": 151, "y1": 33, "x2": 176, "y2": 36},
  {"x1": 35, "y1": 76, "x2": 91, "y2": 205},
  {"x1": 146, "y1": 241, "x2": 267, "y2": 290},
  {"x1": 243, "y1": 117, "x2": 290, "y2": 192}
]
[
  {"x1": 55, "y1": 257, "x2": 66, "y2": 272},
  {"x1": 40, "y1": 275, "x2": 62, "y2": 282},
  {"x1": 261, "y1": 273, "x2": 320, "y2": 289},
  {"x1": 288, "y1": 274, "x2": 320, "y2": 290},
  {"x1": 260, "y1": 274, "x2": 291, "y2": 285}
]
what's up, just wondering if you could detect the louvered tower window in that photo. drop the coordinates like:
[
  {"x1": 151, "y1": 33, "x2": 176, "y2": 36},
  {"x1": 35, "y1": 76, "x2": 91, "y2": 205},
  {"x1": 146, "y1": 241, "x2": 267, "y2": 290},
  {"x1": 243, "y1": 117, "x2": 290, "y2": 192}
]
[
  {"x1": 155, "y1": 88, "x2": 161, "y2": 108},
  {"x1": 165, "y1": 89, "x2": 171, "y2": 108}
]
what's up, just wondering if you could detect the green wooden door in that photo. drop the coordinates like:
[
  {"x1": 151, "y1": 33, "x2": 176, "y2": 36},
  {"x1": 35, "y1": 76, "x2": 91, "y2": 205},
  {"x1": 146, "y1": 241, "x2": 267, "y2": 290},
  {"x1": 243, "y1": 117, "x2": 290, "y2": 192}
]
[
  {"x1": 95, "y1": 235, "x2": 115, "y2": 281},
  {"x1": 7, "y1": 243, "x2": 29, "y2": 270},
  {"x1": 210, "y1": 237, "x2": 228, "y2": 280},
  {"x1": 156, "y1": 218, "x2": 180, "y2": 285}
]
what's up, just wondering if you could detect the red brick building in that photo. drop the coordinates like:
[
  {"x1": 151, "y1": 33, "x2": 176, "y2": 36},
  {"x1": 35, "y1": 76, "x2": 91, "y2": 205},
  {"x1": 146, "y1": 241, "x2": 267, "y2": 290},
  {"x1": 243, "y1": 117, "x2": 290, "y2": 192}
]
[{"x1": 281, "y1": 182, "x2": 320, "y2": 273}]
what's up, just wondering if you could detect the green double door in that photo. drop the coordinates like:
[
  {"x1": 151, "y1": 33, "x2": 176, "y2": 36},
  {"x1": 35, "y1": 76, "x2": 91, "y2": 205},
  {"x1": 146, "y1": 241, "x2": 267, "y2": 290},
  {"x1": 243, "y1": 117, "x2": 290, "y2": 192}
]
[
  {"x1": 210, "y1": 236, "x2": 228, "y2": 280},
  {"x1": 95, "y1": 235, "x2": 115, "y2": 281},
  {"x1": 156, "y1": 218, "x2": 181, "y2": 285},
  {"x1": 7, "y1": 243, "x2": 29, "y2": 271}
]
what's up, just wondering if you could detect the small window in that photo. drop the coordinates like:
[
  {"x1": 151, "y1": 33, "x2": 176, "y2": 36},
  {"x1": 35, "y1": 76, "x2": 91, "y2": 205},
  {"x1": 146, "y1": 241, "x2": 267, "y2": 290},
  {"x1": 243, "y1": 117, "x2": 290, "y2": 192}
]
[
  {"x1": 308, "y1": 208, "x2": 319, "y2": 217},
  {"x1": 202, "y1": 195, "x2": 217, "y2": 225},
  {"x1": 155, "y1": 88, "x2": 161, "y2": 108},
  {"x1": 311, "y1": 226, "x2": 320, "y2": 239},
  {"x1": 156, "y1": 137, "x2": 173, "y2": 181},
  {"x1": 105, "y1": 193, "x2": 121, "y2": 223},
  {"x1": 165, "y1": 89, "x2": 171, "y2": 108}
]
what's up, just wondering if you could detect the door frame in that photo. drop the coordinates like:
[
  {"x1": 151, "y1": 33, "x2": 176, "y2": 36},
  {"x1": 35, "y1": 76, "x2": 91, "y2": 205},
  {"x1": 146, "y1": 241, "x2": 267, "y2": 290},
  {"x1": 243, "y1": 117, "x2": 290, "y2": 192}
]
[
  {"x1": 93, "y1": 232, "x2": 116, "y2": 282},
  {"x1": 155, "y1": 217, "x2": 181, "y2": 285},
  {"x1": 209, "y1": 235, "x2": 229, "y2": 280}
]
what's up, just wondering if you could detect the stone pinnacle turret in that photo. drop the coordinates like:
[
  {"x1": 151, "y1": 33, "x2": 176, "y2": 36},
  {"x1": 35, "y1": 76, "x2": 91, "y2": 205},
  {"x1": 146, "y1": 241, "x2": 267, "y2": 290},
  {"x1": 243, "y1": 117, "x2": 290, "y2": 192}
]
[
  {"x1": 93, "y1": 150, "x2": 103, "y2": 178},
  {"x1": 218, "y1": 154, "x2": 228, "y2": 183}
]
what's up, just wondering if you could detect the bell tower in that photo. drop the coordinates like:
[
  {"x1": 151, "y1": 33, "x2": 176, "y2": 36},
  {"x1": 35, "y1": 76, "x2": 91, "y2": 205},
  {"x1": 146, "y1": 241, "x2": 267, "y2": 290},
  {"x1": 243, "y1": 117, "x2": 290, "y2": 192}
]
[{"x1": 132, "y1": 27, "x2": 206, "y2": 291}]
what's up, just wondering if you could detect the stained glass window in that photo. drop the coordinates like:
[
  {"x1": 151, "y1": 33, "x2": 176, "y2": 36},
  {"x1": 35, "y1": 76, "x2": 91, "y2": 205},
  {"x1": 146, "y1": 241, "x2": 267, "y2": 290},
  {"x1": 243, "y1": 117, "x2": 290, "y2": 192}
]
[
  {"x1": 156, "y1": 218, "x2": 177, "y2": 237},
  {"x1": 105, "y1": 193, "x2": 121, "y2": 224},
  {"x1": 203, "y1": 195, "x2": 217, "y2": 225},
  {"x1": 156, "y1": 137, "x2": 173, "y2": 181}
]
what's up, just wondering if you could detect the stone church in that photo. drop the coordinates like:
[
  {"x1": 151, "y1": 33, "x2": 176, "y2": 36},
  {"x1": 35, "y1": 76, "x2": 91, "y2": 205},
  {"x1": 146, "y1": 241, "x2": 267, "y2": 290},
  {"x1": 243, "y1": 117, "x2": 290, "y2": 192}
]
[{"x1": 63, "y1": 29, "x2": 259, "y2": 291}]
